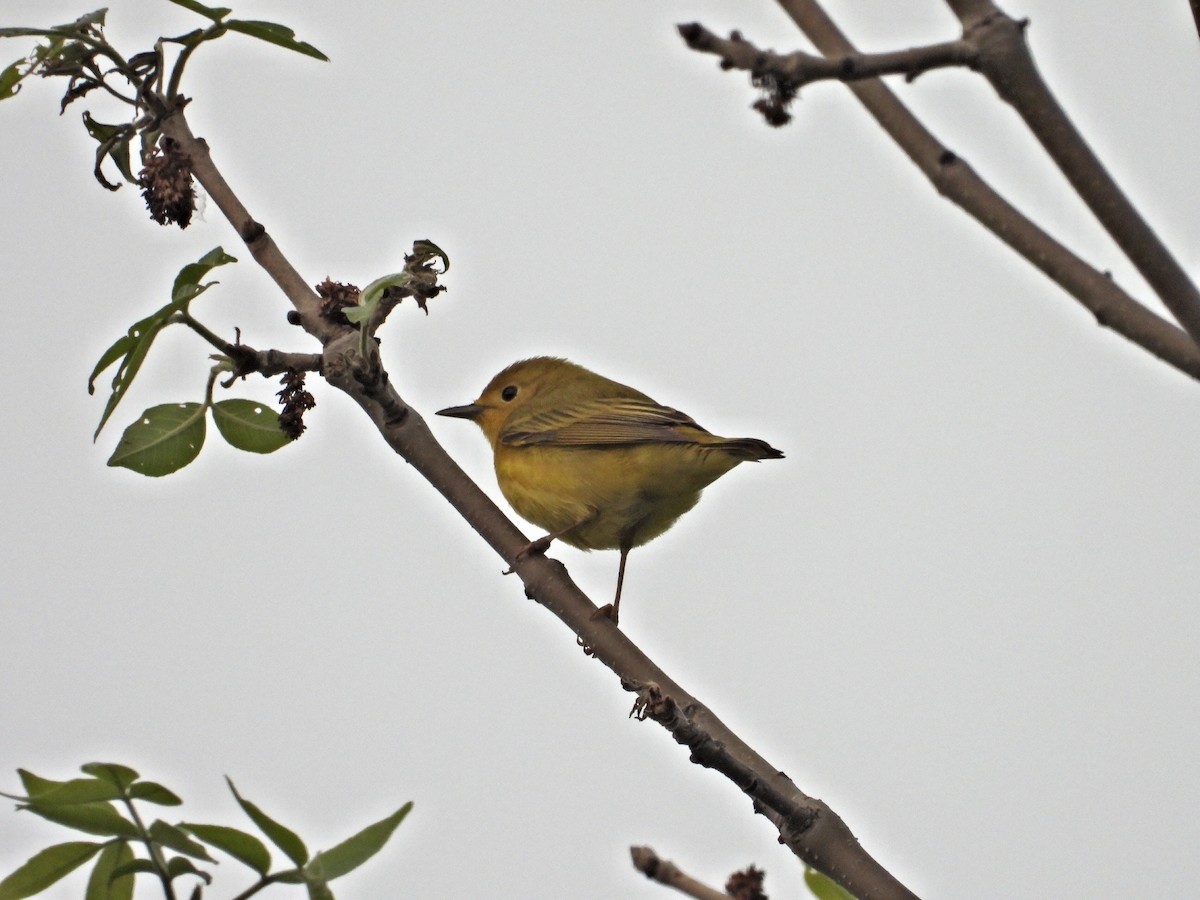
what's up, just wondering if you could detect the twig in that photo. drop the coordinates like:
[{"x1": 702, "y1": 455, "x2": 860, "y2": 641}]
[
  {"x1": 680, "y1": 2, "x2": 1200, "y2": 380},
  {"x1": 943, "y1": 1, "x2": 1200, "y2": 346},
  {"x1": 630, "y1": 847, "x2": 731, "y2": 900},
  {"x1": 679, "y1": 22, "x2": 978, "y2": 87}
]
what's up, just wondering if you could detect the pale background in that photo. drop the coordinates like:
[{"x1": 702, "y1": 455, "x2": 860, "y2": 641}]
[{"x1": 3, "y1": 1, "x2": 1198, "y2": 897}]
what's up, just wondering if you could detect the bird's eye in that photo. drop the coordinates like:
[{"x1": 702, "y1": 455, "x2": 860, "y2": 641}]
[{"x1": 501, "y1": 385, "x2": 519, "y2": 402}]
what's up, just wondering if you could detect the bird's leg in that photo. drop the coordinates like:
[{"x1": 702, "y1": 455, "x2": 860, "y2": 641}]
[
  {"x1": 503, "y1": 507, "x2": 598, "y2": 575},
  {"x1": 593, "y1": 541, "x2": 632, "y2": 625}
]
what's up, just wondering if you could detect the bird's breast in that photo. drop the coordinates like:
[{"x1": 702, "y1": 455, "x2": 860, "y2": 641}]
[{"x1": 492, "y1": 442, "x2": 742, "y2": 551}]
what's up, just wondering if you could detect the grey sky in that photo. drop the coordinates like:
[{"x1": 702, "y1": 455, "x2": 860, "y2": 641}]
[{"x1": 3, "y1": 1, "x2": 1198, "y2": 897}]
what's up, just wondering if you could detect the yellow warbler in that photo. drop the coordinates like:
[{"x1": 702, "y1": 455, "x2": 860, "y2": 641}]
[{"x1": 437, "y1": 357, "x2": 784, "y2": 623}]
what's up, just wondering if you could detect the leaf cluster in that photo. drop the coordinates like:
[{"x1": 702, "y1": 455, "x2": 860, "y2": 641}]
[
  {"x1": 0, "y1": 2, "x2": 326, "y2": 191},
  {"x1": 0, "y1": 763, "x2": 411, "y2": 900},
  {"x1": 84, "y1": 246, "x2": 296, "y2": 476}
]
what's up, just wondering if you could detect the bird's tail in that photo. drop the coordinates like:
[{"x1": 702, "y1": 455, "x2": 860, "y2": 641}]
[{"x1": 711, "y1": 437, "x2": 785, "y2": 461}]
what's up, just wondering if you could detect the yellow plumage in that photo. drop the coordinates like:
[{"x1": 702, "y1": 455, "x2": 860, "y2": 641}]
[{"x1": 437, "y1": 357, "x2": 783, "y2": 622}]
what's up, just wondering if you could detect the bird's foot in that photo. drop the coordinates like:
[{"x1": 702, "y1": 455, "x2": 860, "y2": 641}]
[
  {"x1": 591, "y1": 603, "x2": 619, "y2": 625},
  {"x1": 502, "y1": 533, "x2": 555, "y2": 575},
  {"x1": 576, "y1": 604, "x2": 619, "y2": 656}
]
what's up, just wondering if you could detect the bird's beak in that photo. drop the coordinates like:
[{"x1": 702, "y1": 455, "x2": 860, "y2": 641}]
[{"x1": 436, "y1": 403, "x2": 485, "y2": 420}]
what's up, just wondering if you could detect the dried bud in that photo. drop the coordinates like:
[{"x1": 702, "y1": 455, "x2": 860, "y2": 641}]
[
  {"x1": 726, "y1": 865, "x2": 768, "y2": 900},
  {"x1": 750, "y1": 73, "x2": 798, "y2": 128},
  {"x1": 277, "y1": 369, "x2": 316, "y2": 440},
  {"x1": 138, "y1": 138, "x2": 195, "y2": 228},
  {"x1": 315, "y1": 278, "x2": 361, "y2": 324}
]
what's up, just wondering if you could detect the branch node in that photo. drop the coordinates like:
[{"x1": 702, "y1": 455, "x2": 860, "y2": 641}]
[{"x1": 240, "y1": 219, "x2": 266, "y2": 244}]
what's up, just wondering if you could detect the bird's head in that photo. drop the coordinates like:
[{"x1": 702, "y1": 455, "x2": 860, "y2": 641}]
[{"x1": 436, "y1": 356, "x2": 577, "y2": 447}]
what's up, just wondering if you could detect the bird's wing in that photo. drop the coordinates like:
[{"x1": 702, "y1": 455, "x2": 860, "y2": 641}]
[{"x1": 501, "y1": 397, "x2": 710, "y2": 447}]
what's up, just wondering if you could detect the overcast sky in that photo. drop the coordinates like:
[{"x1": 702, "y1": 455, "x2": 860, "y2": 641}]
[{"x1": 3, "y1": 1, "x2": 1199, "y2": 898}]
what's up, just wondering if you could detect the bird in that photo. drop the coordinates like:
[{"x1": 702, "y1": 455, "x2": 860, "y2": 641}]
[{"x1": 436, "y1": 356, "x2": 784, "y2": 624}]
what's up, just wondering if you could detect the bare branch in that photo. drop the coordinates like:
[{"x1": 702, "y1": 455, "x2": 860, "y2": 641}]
[
  {"x1": 747, "y1": 0, "x2": 1200, "y2": 380},
  {"x1": 678, "y1": 21, "x2": 978, "y2": 88},
  {"x1": 945, "y1": 3, "x2": 1200, "y2": 346},
  {"x1": 630, "y1": 847, "x2": 730, "y2": 900}
]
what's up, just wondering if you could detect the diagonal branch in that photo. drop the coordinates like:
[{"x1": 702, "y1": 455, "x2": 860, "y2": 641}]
[
  {"x1": 161, "y1": 109, "x2": 919, "y2": 899},
  {"x1": 681, "y1": 4, "x2": 1200, "y2": 380},
  {"x1": 942, "y1": 1, "x2": 1200, "y2": 347}
]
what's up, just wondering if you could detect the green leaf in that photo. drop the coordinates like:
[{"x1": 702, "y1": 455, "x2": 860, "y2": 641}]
[
  {"x1": 0, "y1": 9, "x2": 105, "y2": 39},
  {"x1": 804, "y1": 867, "x2": 858, "y2": 900},
  {"x1": 308, "y1": 803, "x2": 412, "y2": 882},
  {"x1": 224, "y1": 20, "x2": 328, "y2": 61},
  {"x1": 171, "y1": 247, "x2": 237, "y2": 305},
  {"x1": 108, "y1": 859, "x2": 157, "y2": 883},
  {"x1": 0, "y1": 841, "x2": 102, "y2": 900},
  {"x1": 107, "y1": 403, "x2": 206, "y2": 477},
  {"x1": 164, "y1": 856, "x2": 210, "y2": 884},
  {"x1": 82, "y1": 113, "x2": 135, "y2": 187},
  {"x1": 0, "y1": 59, "x2": 25, "y2": 100},
  {"x1": 211, "y1": 399, "x2": 290, "y2": 454},
  {"x1": 303, "y1": 873, "x2": 335, "y2": 900},
  {"x1": 90, "y1": 311, "x2": 167, "y2": 438},
  {"x1": 15, "y1": 770, "x2": 67, "y2": 799},
  {"x1": 164, "y1": 0, "x2": 233, "y2": 20},
  {"x1": 85, "y1": 842, "x2": 134, "y2": 900},
  {"x1": 65, "y1": 10, "x2": 108, "y2": 31},
  {"x1": 349, "y1": 272, "x2": 413, "y2": 324},
  {"x1": 147, "y1": 821, "x2": 214, "y2": 862},
  {"x1": 21, "y1": 801, "x2": 138, "y2": 839},
  {"x1": 0, "y1": 29, "x2": 58, "y2": 39},
  {"x1": 226, "y1": 778, "x2": 308, "y2": 868},
  {"x1": 19, "y1": 777, "x2": 121, "y2": 806},
  {"x1": 90, "y1": 248, "x2": 236, "y2": 437},
  {"x1": 80, "y1": 765, "x2": 139, "y2": 791},
  {"x1": 179, "y1": 823, "x2": 270, "y2": 875},
  {"x1": 126, "y1": 782, "x2": 182, "y2": 806}
]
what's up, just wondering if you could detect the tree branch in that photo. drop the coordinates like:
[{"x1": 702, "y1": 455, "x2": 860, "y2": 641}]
[
  {"x1": 157, "y1": 111, "x2": 338, "y2": 345},
  {"x1": 159, "y1": 110, "x2": 918, "y2": 898},
  {"x1": 630, "y1": 846, "x2": 730, "y2": 900},
  {"x1": 944, "y1": 2, "x2": 1200, "y2": 346},
  {"x1": 679, "y1": 22, "x2": 978, "y2": 88},
  {"x1": 680, "y1": 2, "x2": 1200, "y2": 380}
]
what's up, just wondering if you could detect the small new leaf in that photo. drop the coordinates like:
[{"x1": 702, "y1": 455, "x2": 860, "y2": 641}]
[
  {"x1": 307, "y1": 802, "x2": 412, "y2": 882},
  {"x1": 107, "y1": 403, "x2": 206, "y2": 477},
  {"x1": 0, "y1": 841, "x2": 102, "y2": 900},
  {"x1": 211, "y1": 399, "x2": 290, "y2": 454},
  {"x1": 804, "y1": 867, "x2": 858, "y2": 900}
]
